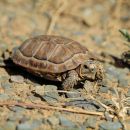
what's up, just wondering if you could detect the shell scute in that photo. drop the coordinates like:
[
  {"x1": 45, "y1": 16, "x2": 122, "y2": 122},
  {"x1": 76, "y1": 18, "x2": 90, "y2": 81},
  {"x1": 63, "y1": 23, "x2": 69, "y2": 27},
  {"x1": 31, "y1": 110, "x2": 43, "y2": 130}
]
[{"x1": 12, "y1": 35, "x2": 89, "y2": 73}]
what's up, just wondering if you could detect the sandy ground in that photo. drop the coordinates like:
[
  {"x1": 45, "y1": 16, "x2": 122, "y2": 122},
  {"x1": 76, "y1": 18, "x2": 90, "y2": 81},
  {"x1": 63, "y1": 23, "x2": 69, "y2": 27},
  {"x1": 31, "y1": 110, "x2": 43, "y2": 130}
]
[{"x1": 0, "y1": 0, "x2": 130, "y2": 130}]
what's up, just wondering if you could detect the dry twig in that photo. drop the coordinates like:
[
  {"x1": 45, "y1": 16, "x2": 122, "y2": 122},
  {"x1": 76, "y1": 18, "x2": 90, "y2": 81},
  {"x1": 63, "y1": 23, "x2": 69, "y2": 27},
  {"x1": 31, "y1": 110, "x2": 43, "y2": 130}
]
[
  {"x1": 47, "y1": 0, "x2": 67, "y2": 35},
  {"x1": 0, "y1": 101, "x2": 104, "y2": 116}
]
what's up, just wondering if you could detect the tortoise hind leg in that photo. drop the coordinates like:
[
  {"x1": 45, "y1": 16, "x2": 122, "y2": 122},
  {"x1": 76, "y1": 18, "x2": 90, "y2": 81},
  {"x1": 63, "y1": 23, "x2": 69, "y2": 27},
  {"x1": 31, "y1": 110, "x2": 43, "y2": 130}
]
[{"x1": 62, "y1": 70, "x2": 80, "y2": 90}]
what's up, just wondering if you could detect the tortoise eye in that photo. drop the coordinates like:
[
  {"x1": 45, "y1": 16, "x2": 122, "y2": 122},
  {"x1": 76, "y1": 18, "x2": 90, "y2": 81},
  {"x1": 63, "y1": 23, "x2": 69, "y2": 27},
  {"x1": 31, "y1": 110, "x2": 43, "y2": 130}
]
[{"x1": 84, "y1": 65, "x2": 88, "y2": 69}]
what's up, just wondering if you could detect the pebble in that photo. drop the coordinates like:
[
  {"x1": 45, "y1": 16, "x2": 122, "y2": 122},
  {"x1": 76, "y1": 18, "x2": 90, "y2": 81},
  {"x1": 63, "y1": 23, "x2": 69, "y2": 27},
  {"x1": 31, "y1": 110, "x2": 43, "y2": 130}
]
[
  {"x1": 41, "y1": 85, "x2": 60, "y2": 105},
  {"x1": 99, "y1": 121, "x2": 122, "y2": 130},
  {"x1": 118, "y1": 76, "x2": 129, "y2": 88},
  {"x1": 10, "y1": 75, "x2": 24, "y2": 83},
  {"x1": 99, "y1": 85, "x2": 109, "y2": 93},
  {"x1": 66, "y1": 90, "x2": 81, "y2": 98},
  {"x1": 10, "y1": 106, "x2": 26, "y2": 112},
  {"x1": 104, "y1": 112, "x2": 113, "y2": 121},
  {"x1": 47, "y1": 116, "x2": 59, "y2": 126},
  {"x1": 104, "y1": 73, "x2": 118, "y2": 84},
  {"x1": 16, "y1": 122, "x2": 33, "y2": 130},
  {"x1": 59, "y1": 116, "x2": 76, "y2": 128},
  {"x1": 35, "y1": 85, "x2": 45, "y2": 95},
  {"x1": 105, "y1": 65, "x2": 129, "y2": 86},
  {"x1": 83, "y1": 116, "x2": 97, "y2": 129},
  {"x1": 104, "y1": 73, "x2": 118, "y2": 87}
]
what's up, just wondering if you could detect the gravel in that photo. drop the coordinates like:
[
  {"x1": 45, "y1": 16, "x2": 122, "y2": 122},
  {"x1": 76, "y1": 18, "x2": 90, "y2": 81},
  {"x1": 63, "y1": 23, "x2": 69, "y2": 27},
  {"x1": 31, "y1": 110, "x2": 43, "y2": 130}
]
[
  {"x1": 16, "y1": 122, "x2": 33, "y2": 130},
  {"x1": 59, "y1": 116, "x2": 76, "y2": 128},
  {"x1": 41, "y1": 85, "x2": 60, "y2": 105},
  {"x1": 10, "y1": 75, "x2": 24, "y2": 83},
  {"x1": 99, "y1": 85, "x2": 109, "y2": 93},
  {"x1": 47, "y1": 116, "x2": 59, "y2": 126},
  {"x1": 66, "y1": 89, "x2": 81, "y2": 98},
  {"x1": 99, "y1": 121, "x2": 122, "y2": 130},
  {"x1": 83, "y1": 116, "x2": 97, "y2": 129}
]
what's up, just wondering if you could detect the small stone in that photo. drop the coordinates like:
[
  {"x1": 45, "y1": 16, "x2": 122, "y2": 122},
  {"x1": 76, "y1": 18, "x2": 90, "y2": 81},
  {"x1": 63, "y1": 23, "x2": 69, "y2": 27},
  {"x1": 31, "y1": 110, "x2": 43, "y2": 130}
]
[
  {"x1": 10, "y1": 75, "x2": 24, "y2": 83},
  {"x1": 99, "y1": 121, "x2": 122, "y2": 130},
  {"x1": 118, "y1": 77, "x2": 128, "y2": 88},
  {"x1": 104, "y1": 112, "x2": 113, "y2": 121},
  {"x1": 82, "y1": 8, "x2": 100, "y2": 26},
  {"x1": 35, "y1": 85, "x2": 45, "y2": 95},
  {"x1": 105, "y1": 64, "x2": 129, "y2": 84},
  {"x1": 99, "y1": 85, "x2": 109, "y2": 93},
  {"x1": 10, "y1": 106, "x2": 26, "y2": 112},
  {"x1": 42, "y1": 85, "x2": 59, "y2": 105},
  {"x1": 59, "y1": 116, "x2": 76, "y2": 128},
  {"x1": 66, "y1": 90, "x2": 81, "y2": 98},
  {"x1": 83, "y1": 116, "x2": 97, "y2": 129},
  {"x1": 16, "y1": 122, "x2": 32, "y2": 130},
  {"x1": 105, "y1": 73, "x2": 118, "y2": 83},
  {"x1": 47, "y1": 116, "x2": 59, "y2": 126}
]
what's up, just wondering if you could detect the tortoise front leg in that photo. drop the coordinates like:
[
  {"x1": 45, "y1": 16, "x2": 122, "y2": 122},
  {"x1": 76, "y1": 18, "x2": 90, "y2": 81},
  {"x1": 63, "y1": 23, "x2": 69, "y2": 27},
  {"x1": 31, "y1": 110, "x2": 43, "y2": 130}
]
[{"x1": 62, "y1": 70, "x2": 80, "y2": 90}]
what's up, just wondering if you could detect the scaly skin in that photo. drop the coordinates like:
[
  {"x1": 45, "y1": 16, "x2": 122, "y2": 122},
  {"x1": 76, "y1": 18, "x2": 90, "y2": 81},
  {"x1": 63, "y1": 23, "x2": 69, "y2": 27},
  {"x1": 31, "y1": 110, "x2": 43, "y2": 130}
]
[
  {"x1": 62, "y1": 70, "x2": 80, "y2": 90},
  {"x1": 62, "y1": 60, "x2": 104, "y2": 90}
]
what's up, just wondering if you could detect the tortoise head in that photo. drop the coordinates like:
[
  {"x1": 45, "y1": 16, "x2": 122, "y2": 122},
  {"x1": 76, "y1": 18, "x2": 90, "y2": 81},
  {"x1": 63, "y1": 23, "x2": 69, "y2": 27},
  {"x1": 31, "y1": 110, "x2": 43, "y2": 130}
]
[{"x1": 80, "y1": 60, "x2": 104, "y2": 81}]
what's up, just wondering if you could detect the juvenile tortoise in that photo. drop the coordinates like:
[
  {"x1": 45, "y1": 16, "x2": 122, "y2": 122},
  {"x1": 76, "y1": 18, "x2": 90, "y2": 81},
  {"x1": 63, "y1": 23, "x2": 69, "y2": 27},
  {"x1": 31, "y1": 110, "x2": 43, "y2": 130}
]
[{"x1": 12, "y1": 35, "x2": 104, "y2": 90}]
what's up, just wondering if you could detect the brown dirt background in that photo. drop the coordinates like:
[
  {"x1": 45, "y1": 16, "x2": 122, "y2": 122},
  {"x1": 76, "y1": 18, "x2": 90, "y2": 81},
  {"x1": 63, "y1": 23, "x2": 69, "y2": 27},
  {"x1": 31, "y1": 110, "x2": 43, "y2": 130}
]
[{"x1": 0, "y1": 0, "x2": 130, "y2": 130}]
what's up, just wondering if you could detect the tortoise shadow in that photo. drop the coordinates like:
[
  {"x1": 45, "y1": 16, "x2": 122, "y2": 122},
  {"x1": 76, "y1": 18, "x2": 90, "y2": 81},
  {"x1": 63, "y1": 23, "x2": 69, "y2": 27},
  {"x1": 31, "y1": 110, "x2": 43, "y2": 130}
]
[{"x1": 3, "y1": 58, "x2": 62, "y2": 89}]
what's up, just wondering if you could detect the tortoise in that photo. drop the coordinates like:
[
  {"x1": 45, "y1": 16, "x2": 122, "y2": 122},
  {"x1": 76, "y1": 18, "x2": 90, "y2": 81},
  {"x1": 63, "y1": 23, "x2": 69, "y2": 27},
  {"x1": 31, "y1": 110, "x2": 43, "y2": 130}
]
[{"x1": 12, "y1": 35, "x2": 104, "y2": 90}]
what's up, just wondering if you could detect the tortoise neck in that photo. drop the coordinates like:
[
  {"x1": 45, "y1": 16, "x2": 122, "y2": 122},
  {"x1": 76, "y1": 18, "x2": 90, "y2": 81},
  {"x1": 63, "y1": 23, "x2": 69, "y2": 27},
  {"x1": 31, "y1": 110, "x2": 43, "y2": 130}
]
[{"x1": 76, "y1": 65, "x2": 83, "y2": 79}]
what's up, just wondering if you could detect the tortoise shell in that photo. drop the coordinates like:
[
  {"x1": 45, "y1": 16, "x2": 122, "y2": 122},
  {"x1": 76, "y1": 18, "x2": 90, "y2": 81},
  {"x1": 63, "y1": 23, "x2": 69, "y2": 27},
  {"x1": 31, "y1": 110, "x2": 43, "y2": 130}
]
[{"x1": 12, "y1": 35, "x2": 92, "y2": 75}]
